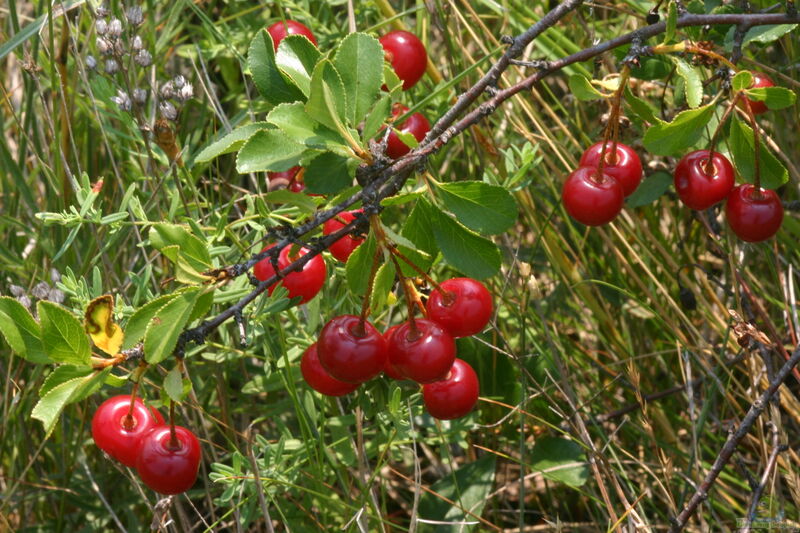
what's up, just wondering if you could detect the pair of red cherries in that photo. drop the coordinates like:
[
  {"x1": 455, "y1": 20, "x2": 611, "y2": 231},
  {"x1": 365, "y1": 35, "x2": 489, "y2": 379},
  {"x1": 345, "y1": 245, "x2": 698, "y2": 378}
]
[
  {"x1": 92, "y1": 396, "x2": 201, "y2": 495},
  {"x1": 301, "y1": 277, "x2": 491, "y2": 420}
]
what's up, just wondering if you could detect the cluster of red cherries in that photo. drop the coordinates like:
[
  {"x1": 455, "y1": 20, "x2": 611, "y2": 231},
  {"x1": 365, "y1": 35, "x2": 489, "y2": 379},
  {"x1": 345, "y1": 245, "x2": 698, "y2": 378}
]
[
  {"x1": 92, "y1": 395, "x2": 201, "y2": 495},
  {"x1": 264, "y1": 19, "x2": 431, "y2": 193},
  {"x1": 561, "y1": 72, "x2": 783, "y2": 243}
]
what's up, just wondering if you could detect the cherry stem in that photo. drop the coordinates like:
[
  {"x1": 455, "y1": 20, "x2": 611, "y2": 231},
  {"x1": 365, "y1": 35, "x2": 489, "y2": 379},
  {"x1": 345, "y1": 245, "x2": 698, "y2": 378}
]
[
  {"x1": 123, "y1": 382, "x2": 139, "y2": 431},
  {"x1": 597, "y1": 65, "x2": 630, "y2": 179},
  {"x1": 168, "y1": 400, "x2": 180, "y2": 450},
  {"x1": 357, "y1": 246, "x2": 383, "y2": 334},
  {"x1": 388, "y1": 246, "x2": 452, "y2": 304},
  {"x1": 705, "y1": 94, "x2": 741, "y2": 174}
]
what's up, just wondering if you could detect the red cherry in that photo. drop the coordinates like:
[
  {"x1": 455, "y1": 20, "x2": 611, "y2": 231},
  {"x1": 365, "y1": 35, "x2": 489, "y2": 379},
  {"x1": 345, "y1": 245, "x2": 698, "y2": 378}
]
[
  {"x1": 725, "y1": 184, "x2": 783, "y2": 242},
  {"x1": 578, "y1": 142, "x2": 643, "y2": 197},
  {"x1": 266, "y1": 20, "x2": 317, "y2": 51},
  {"x1": 386, "y1": 106, "x2": 430, "y2": 159},
  {"x1": 267, "y1": 166, "x2": 306, "y2": 192},
  {"x1": 135, "y1": 425, "x2": 201, "y2": 495},
  {"x1": 382, "y1": 326, "x2": 406, "y2": 380},
  {"x1": 253, "y1": 244, "x2": 326, "y2": 304},
  {"x1": 673, "y1": 150, "x2": 735, "y2": 210},
  {"x1": 426, "y1": 278, "x2": 492, "y2": 338},
  {"x1": 741, "y1": 72, "x2": 775, "y2": 115},
  {"x1": 388, "y1": 319, "x2": 456, "y2": 384},
  {"x1": 300, "y1": 343, "x2": 360, "y2": 396},
  {"x1": 561, "y1": 167, "x2": 624, "y2": 226},
  {"x1": 379, "y1": 30, "x2": 427, "y2": 90},
  {"x1": 91, "y1": 395, "x2": 164, "y2": 467},
  {"x1": 317, "y1": 315, "x2": 387, "y2": 383},
  {"x1": 422, "y1": 359, "x2": 479, "y2": 420},
  {"x1": 323, "y1": 210, "x2": 365, "y2": 262}
]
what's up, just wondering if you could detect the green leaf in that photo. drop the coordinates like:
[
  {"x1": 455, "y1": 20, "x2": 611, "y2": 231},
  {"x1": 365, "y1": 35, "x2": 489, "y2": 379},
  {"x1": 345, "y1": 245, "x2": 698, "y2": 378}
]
[
  {"x1": 362, "y1": 93, "x2": 392, "y2": 142},
  {"x1": 434, "y1": 181, "x2": 518, "y2": 235},
  {"x1": 164, "y1": 366, "x2": 188, "y2": 402},
  {"x1": 236, "y1": 129, "x2": 311, "y2": 173},
  {"x1": 193, "y1": 123, "x2": 272, "y2": 164},
  {"x1": 628, "y1": 55, "x2": 672, "y2": 81},
  {"x1": 0, "y1": 296, "x2": 48, "y2": 363},
  {"x1": 333, "y1": 32, "x2": 385, "y2": 124},
  {"x1": 263, "y1": 189, "x2": 318, "y2": 213},
  {"x1": 731, "y1": 71, "x2": 753, "y2": 92},
  {"x1": 625, "y1": 171, "x2": 673, "y2": 208},
  {"x1": 32, "y1": 369, "x2": 111, "y2": 438},
  {"x1": 144, "y1": 288, "x2": 203, "y2": 364},
  {"x1": 345, "y1": 234, "x2": 379, "y2": 296},
  {"x1": 304, "y1": 152, "x2": 354, "y2": 195},
  {"x1": 40, "y1": 365, "x2": 93, "y2": 397},
  {"x1": 305, "y1": 60, "x2": 349, "y2": 136},
  {"x1": 744, "y1": 86, "x2": 796, "y2": 110},
  {"x1": 247, "y1": 30, "x2": 304, "y2": 105},
  {"x1": 417, "y1": 455, "x2": 496, "y2": 531},
  {"x1": 38, "y1": 302, "x2": 91, "y2": 366},
  {"x1": 122, "y1": 293, "x2": 180, "y2": 350},
  {"x1": 663, "y1": 1, "x2": 678, "y2": 43},
  {"x1": 624, "y1": 87, "x2": 659, "y2": 124},
  {"x1": 275, "y1": 35, "x2": 321, "y2": 97},
  {"x1": 423, "y1": 200, "x2": 501, "y2": 279},
  {"x1": 267, "y1": 102, "x2": 352, "y2": 156},
  {"x1": 642, "y1": 104, "x2": 715, "y2": 156},
  {"x1": 671, "y1": 57, "x2": 703, "y2": 108},
  {"x1": 400, "y1": 198, "x2": 438, "y2": 276},
  {"x1": 530, "y1": 437, "x2": 589, "y2": 488},
  {"x1": 149, "y1": 223, "x2": 214, "y2": 284},
  {"x1": 568, "y1": 74, "x2": 605, "y2": 101},
  {"x1": 724, "y1": 24, "x2": 798, "y2": 50},
  {"x1": 370, "y1": 261, "x2": 396, "y2": 314},
  {"x1": 728, "y1": 116, "x2": 788, "y2": 190}
]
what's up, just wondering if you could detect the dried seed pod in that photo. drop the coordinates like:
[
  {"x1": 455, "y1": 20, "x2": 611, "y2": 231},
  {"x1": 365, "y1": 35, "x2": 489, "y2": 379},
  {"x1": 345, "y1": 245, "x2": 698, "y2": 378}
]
[
  {"x1": 134, "y1": 49, "x2": 152, "y2": 67},
  {"x1": 86, "y1": 55, "x2": 98, "y2": 70},
  {"x1": 107, "y1": 18, "x2": 123, "y2": 38},
  {"x1": 96, "y1": 19, "x2": 108, "y2": 35},
  {"x1": 132, "y1": 35, "x2": 143, "y2": 50},
  {"x1": 96, "y1": 37, "x2": 112, "y2": 56},
  {"x1": 133, "y1": 88, "x2": 148, "y2": 105},
  {"x1": 104, "y1": 58, "x2": 120, "y2": 74},
  {"x1": 125, "y1": 6, "x2": 144, "y2": 26},
  {"x1": 159, "y1": 100, "x2": 178, "y2": 121},
  {"x1": 176, "y1": 83, "x2": 193, "y2": 102},
  {"x1": 111, "y1": 89, "x2": 132, "y2": 111},
  {"x1": 31, "y1": 282, "x2": 52, "y2": 301},
  {"x1": 159, "y1": 80, "x2": 175, "y2": 99},
  {"x1": 172, "y1": 75, "x2": 186, "y2": 89}
]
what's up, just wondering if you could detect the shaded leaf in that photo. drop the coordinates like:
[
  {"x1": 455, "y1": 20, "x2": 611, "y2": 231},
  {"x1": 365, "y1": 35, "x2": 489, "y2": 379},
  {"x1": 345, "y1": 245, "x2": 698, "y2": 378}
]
[
  {"x1": 530, "y1": 437, "x2": 589, "y2": 488},
  {"x1": 728, "y1": 116, "x2": 788, "y2": 189},
  {"x1": 304, "y1": 152, "x2": 354, "y2": 195},
  {"x1": 0, "y1": 296, "x2": 48, "y2": 363},
  {"x1": 194, "y1": 122, "x2": 272, "y2": 164},
  {"x1": 568, "y1": 74, "x2": 605, "y2": 101},
  {"x1": 123, "y1": 293, "x2": 179, "y2": 350},
  {"x1": 626, "y1": 171, "x2": 673, "y2": 208},
  {"x1": 345, "y1": 234, "x2": 378, "y2": 295},
  {"x1": 247, "y1": 30, "x2": 304, "y2": 104},
  {"x1": 275, "y1": 35, "x2": 321, "y2": 97},
  {"x1": 435, "y1": 181, "x2": 518, "y2": 235},
  {"x1": 671, "y1": 57, "x2": 703, "y2": 108},
  {"x1": 144, "y1": 288, "x2": 203, "y2": 364}
]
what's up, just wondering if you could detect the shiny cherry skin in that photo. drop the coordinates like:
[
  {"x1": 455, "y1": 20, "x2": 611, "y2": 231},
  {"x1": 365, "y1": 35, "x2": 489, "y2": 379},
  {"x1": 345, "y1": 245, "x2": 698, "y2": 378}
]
[
  {"x1": 266, "y1": 20, "x2": 317, "y2": 51},
  {"x1": 267, "y1": 166, "x2": 305, "y2": 193},
  {"x1": 92, "y1": 395, "x2": 164, "y2": 467},
  {"x1": 423, "y1": 359, "x2": 479, "y2": 420},
  {"x1": 386, "y1": 106, "x2": 430, "y2": 159},
  {"x1": 725, "y1": 184, "x2": 783, "y2": 242},
  {"x1": 323, "y1": 210, "x2": 364, "y2": 262},
  {"x1": 426, "y1": 278, "x2": 492, "y2": 338},
  {"x1": 300, "y1": 343, "x2": 360, "y2": 396},
  {"x1": 673, "y1": 150, "x2": 735, "y2": 210},
  {"x1": 579, "y1": 142, "x2": 643, "y2": 197},
  {"x1": 317, "y1": 315, "x2": 387, "y2": 383},
  {"x1": 561, "y1": 167, "x2": 624, "y2": 226},
  {"x1": 253, "y1": 244, "x2": 326, "y2": 304},
  {"x1": 382, "y1": 326, "x2": 406, "y2": 380},
  {"x1": 742, "y1": 72, "x2": 775, "y2": 115},
  {"x1": 379, "y1": 30, "x2": 427, "y2": 90},
  {"x1": 135, "y1": 425, "x2": 201, "y2": 495},
  {"x1": 388, "y1": 319, "x2": 456, "y2": 384}
]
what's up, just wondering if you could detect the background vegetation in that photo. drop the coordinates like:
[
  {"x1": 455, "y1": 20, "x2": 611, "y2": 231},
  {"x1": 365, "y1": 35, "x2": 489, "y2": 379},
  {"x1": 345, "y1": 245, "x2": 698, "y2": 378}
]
[{"x1": 1, "y1": 0, "x2": 799, "y2": 531}]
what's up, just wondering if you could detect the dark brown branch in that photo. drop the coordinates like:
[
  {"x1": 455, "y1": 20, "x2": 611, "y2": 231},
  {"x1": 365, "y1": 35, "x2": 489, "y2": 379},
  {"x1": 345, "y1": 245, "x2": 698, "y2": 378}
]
[
  {"x1": 740, "y1": 423, "x2": 787, "y2": 533},
  {"x1": 669, "y1": 344, "x2": 800, "y2": 532}
]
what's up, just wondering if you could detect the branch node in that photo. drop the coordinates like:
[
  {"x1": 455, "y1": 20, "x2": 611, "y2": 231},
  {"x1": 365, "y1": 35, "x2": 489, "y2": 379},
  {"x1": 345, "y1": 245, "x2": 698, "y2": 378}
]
[{"x1": 500, "y1": 35, "x2": 515, "y2": 46}]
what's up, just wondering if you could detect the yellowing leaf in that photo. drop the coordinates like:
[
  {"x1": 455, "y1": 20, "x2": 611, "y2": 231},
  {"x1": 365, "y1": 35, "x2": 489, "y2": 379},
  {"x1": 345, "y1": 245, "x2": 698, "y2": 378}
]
[{"x1": 84, "y1": 295, "x2": 124, "y2": 356}]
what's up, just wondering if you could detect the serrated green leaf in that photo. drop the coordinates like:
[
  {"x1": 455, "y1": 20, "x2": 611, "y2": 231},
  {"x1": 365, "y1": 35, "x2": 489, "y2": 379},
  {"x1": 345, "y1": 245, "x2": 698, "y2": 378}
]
[
  {"x1": 664, "y1": 1, "x2": 678, "y2": 43},
  {"x1": 0, "y1": 296, "x2": 48, "y2": 363},
  {"x1": 236, "y1": 129, "x2": 312, "y2": 173},
  {"x1": 149, "y1": 223, "x2": 213, "y2": 284},
  {"x1": 248, "y1": 30, "x2": 304, "y2": 105},
  {"x1": 194, "y1": 122, "x2": 272, "y2": 164},
  {"x1": 744, "y1": 86, "x2": 796, "y2": 110},
  {"x1": 425, "y1": 202, "x2": 501, "y2": 279},
  {"x1": 123, "y1": 293, "x2": 180, "y2": 350},
  {"x1": 642, "y1": 104, "x2": 715, "y2": 156},
  {"x1": 144, "y1": 288, "x2": 203, "y2": 364},
  {"x1": 267, "y1": 102, "x2": 352, "y2": 156},
  {"x1": 732, "y1": 71, "x2": 753, "y2": 92},
  {"x1": 275, "y1": 35, "x2": 321, "y2": 97},
  {"x1": 671, "y1": 57, "x2": 703, "y2": 108},
  {"x1": 345, "y1": 234, "x2": 379, "y2": 296},
  {"x1": 624, "y1": 87, "x2": 659, "y2": 124},
  {"x1": 625, "y1": 171, "x2": 673, "y2": 207},
  {"x1": 362, "y1": 93, "x2": 392, "y2": 142},
  {"x1": 383, "y1": 64, "x2": 403, "y2": 94},
  {"x1": 399, "y1": 198, "x2": 438, "y2": 276},
  {"x1": 370, "y1": 261, "x2": 396, "y2": 314},
  {"x1": 530, "y1": 437, "x2": 589, "y2": 488},
  {"x1": 334, "y1": 32, "x2": 384, "y2": 124},
  {"x1": 435, "y1": 181, "x2": 518, "y2": 235},
  {"x1": 38, "y1": 302, "x2": 91, "y2": 366},
  {"x1": 728, "y1": 116, "x2": 788, "y2": 189},
  {"x1": 164, "y1": 366, "x2": 185, "y2": 402},
  {"x1": 40, "y1": 365, "x2": 93, "y2": 397},
  {"x1": 304, "y1": 152, "x2": 354, "y2": 195},
  {"x1": 32, "y1": 369, "x2": 111, "y2": 438},
  {"x1": 568, "y1": 74, "x2": 605, "y2": 101},
  {"x1": 305, "y1": 60, "x2": 350, "y2": 136}
]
